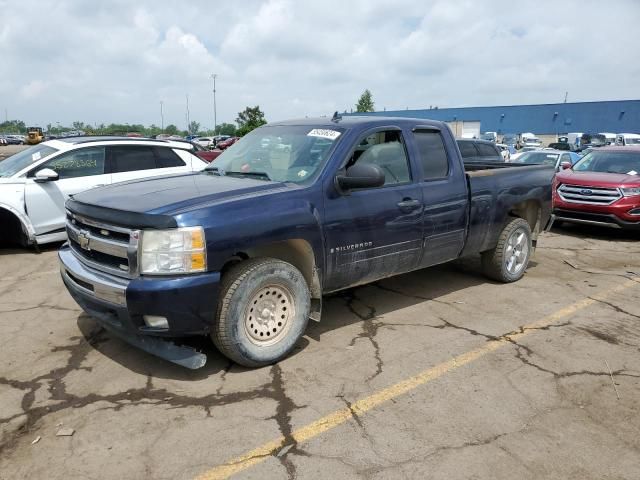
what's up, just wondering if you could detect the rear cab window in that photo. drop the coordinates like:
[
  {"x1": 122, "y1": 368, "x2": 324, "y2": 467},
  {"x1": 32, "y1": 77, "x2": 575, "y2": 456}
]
[
  {"x1": 457, "y1": 141, "x2": 478, "y2": 158},
  {"x1": 476, "y1": 143, "x2": 500, "y2": 158},
  {"x1": 413, "y1": 130, "x2": 449, "y2": 180}
]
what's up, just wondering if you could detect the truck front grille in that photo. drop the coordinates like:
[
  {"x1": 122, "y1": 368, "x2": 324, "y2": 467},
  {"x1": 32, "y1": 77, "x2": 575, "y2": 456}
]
[
  {"x1": 66, "y1": 211, "x2": 139, "y2": 278},
  {"x1": 557, "y1": 184, "x2": 622, "y2": 205}
]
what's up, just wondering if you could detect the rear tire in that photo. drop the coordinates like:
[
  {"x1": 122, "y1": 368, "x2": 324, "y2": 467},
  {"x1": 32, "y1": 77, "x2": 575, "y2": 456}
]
[
  {"x1": 481, "y1": 218, "x2": 532, "y2": 283},
  {"x1": 212, "y1": 258, "x2": 310, "y2": 367}
]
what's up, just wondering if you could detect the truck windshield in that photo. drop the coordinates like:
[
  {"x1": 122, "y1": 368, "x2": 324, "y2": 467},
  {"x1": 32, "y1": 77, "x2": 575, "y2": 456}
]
[
  {"x1": 205, "y1": 125, "x2": 343, "y2": 183},
  {"x1": 573, "y1": 151, "x2": 640, "y2": 174},
  {"x1": 502, "y1": 135, "x2": 517, "y2": 144},
  {"x1": 0, "y1": 144, "x2": 59, "y2": 177}
]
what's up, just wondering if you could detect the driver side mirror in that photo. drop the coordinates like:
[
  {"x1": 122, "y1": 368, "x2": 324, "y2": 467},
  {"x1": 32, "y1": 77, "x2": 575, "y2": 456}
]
[
  {"x1": 560, "y1": 161, "x2": 572, "y2": 170},
  {"x1": 336, "y1": 163, "x2": 385, "y2": 192},
  {"x1": 34, "y1": 168, "x2": 59, "y2": 183}
]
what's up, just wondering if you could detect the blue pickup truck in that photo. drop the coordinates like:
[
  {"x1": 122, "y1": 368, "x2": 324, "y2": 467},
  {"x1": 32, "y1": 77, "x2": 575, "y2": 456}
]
[{"x1": 59, "y1": 116, "x2": 553, "y2": 368}]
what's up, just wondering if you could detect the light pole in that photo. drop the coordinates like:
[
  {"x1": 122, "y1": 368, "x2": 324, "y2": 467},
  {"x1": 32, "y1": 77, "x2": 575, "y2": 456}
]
[
  {"x1": 160, "y1": 101, "x2": 164, "y2": 132},
  {"x1": 211, "y1": 73, "x2": 217, "y2": 134}
]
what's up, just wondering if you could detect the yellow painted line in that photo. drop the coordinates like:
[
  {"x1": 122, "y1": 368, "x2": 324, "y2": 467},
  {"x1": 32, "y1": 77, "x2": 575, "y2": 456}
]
[{"x1": 196, "y1": 278, "x2": 639, "y2": 480}]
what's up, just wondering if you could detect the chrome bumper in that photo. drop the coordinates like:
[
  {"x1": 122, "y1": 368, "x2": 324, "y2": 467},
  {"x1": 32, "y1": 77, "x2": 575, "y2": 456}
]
[{"x1": 59, "y1": 245, "x2": 129, "y2": 306}]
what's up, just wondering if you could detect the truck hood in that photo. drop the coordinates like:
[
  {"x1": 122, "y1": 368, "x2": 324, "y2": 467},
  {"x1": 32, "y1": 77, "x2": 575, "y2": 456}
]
[
  {"x1": 556, "y1": 170, "x2": 640, "y2": 187},
  {"x1": 72, "y1": 172, "x2": 293, "y2": 215}
]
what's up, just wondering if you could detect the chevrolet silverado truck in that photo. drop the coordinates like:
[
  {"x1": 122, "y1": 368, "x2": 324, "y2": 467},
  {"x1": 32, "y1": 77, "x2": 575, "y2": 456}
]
[
  {"x1": 552, "y1": 146, "x2": 640, "y2": 230},
  {"x1": 59, "y1": 116, "x2": 553, "y2": 368}
]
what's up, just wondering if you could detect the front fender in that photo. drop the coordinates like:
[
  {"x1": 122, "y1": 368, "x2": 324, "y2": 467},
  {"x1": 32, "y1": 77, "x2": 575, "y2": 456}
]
[{"x1": 0, "y1": 201, "x2": 35, "y2": 243}]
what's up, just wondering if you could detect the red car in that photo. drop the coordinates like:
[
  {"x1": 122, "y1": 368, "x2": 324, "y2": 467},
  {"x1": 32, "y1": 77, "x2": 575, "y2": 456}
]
[
  {"x1": 217, "y1": 136, "x2": 239, "y2": 150},
  {"x1": 552, "y1": 146, "x2": 640, "y2": 230}
]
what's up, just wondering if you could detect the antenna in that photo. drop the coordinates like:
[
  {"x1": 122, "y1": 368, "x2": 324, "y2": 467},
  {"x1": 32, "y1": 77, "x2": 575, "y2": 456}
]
[
  {"x1": 331, "y1": 111, "x2": 342, "y2": 122},
  {"x1": 564, "y1": 91, "x2": 568, "y2": 103}
]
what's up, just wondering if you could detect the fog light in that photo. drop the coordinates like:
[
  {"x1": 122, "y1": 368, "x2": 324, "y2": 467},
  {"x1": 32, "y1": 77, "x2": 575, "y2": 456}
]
[
  {"x1": 143, "y1": 315, "x2": 169, "y2": 329},
  {"x1": 629, "y1": 208, "x2": 640, "y2": 216}
]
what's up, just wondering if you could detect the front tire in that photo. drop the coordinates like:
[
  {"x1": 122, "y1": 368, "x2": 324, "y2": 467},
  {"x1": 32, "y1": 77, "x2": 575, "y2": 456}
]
[
  {"x1": 481, "y1": 217, "x2": 532, "y2": 283},
  {"x1": 212, "y1": 258, "x2": 310, "y2": 367}
]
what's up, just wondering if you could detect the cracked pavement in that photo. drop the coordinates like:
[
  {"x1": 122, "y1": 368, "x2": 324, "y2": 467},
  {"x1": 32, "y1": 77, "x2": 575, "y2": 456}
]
[{"x1": 1, "y1": 223, "x2": 640, "y2": 479}]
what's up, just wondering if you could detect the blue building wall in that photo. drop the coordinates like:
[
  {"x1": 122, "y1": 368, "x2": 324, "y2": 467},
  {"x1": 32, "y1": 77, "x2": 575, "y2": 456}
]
[{"x1": 350, "y1": 100, "x2": 640, "y2": 135}]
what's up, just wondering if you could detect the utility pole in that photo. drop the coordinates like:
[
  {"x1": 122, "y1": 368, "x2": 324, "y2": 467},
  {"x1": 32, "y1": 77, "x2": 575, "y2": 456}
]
[
  {"x1": 185, "y1": 94, "x2": 190, "y2": 133},
  {"x1": 211, "y1": 73, "x2": 217, "y2": 134},
  {"x1": 160, "y1": 101, "x2": 164, "y2": 132}
]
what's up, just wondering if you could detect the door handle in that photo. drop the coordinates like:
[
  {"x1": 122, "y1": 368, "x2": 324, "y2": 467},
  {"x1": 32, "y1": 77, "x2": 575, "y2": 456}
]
[{"x1": 397, "y1": 198, "x2": 422, "y2": 211}]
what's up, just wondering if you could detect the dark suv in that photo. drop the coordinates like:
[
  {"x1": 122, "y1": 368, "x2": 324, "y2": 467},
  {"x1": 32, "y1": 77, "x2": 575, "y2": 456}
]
[{"x1": 456, "y1": 139, "x2": 503, "y2": 163}]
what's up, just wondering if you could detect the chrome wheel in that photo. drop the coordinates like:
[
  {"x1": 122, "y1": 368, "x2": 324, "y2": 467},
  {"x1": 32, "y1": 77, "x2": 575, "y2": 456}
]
[
  {"x1": 505, "y1": 227, "x2": 529, "y2": 275},
  {"x1": 244, "y1": 284, "x2": 295, "y2": 346}
]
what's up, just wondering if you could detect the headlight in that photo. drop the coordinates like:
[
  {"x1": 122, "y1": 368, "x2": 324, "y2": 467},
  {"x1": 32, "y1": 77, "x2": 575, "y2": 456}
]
[
  {"x1": 620, "y1": 187, "x2": 640, "y2": 197},
  {"x1": 140, "y1": 226, "x2": 206, "y2": 274}
]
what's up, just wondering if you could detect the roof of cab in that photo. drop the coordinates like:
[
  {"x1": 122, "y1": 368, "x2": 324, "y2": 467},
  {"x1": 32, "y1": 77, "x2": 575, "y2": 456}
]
[{"x1": 268, "y1": 115, "x2": 446, "y2": 130}]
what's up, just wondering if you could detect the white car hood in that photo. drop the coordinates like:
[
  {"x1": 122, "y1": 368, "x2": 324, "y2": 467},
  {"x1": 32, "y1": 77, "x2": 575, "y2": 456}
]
[{"x1": 0, "y1": 177, "x2": 27, "y2": 185}]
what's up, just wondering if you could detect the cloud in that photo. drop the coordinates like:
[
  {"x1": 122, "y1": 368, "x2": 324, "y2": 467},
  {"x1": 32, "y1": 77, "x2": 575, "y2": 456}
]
[
  {"x1": 20, "y1": 80, "x2": 49, "y2": 99},
  {"x1": 0, "y1": 0, "x2": 638, "y2": 128}
]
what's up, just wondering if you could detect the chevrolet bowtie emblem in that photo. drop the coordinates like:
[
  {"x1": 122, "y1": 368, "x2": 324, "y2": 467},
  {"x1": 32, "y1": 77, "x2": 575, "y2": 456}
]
[{"x1": 77, "y1": 230, "x2": 91, "y2": 250}]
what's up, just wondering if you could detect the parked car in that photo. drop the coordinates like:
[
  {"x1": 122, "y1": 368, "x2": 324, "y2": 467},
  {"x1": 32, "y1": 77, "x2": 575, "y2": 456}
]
[
  {"x1": 501, "y1": 133, "x2": 518, "y2": 155},
  {"x1": 512, "y1": 149, "x2": 581, "y2": 171},
  {"x1": 174, "y1": 140, "x2": 223, "y2": 163},
  {"x1": 195, "y1": 137, "x2": 214, "y2": 148},
  {"x1": 217, "y1": 136, "x2": 240, "y2": 150},
  {"x1": 212, "y1": 135, "x2": 231, "y2": 147},
  {"x1": 579, "y1": 133, "x2": 607, "y2": 151},
  {"x1": 0, "y1": 137, "x2": 207, "y2": 247},
  {"x1": 4, "y1": 135, "x2": 24, "y2": 145},
  {"x1": 480, "y1": 131, "x2": 498, "y2": 142},
  {"x1": 547, "y1": 142, "x2": 577, "y2": 152},
  {"x1": 518, "y1": 133, "x2": 542, "y2": 149},
  {"x1": 510, "y1": 146, "x2": 541, "y2": 162},
  {"x1": 456, "y1": 139, "x2": 504, "y2": 163},
  {"x1": 59, "y1": 116, "x2": 554, "y2": 368},
  {"x1": 552, "y1": 146, "x2": 640, "y2": 230},
  {"x1": 599, "y1": 132, "x2": 617, "y2": 145},
  {"x1": 615, "y1": 133, "x2": 640, "y2": 146},
  {"x1": 496, "y1": 143, "x2": 511, "y2": 161},
  {"x1": 0, "y1": 136, "x2": 7, "y2": 146}
]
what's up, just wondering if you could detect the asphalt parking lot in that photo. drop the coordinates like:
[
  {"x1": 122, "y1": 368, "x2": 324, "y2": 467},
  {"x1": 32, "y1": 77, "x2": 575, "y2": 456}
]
[{"x1": 1, "y1": 225, "x2": 639, "y2": 479}]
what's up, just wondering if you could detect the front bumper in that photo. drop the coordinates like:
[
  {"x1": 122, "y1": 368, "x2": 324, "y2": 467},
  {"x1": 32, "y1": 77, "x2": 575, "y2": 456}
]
[
  {"x1": 59, "y1": 244, "x2": 221, "y2": 368},
  {"x1": 552, "y1": 208, "x2": 640, "y2": 230}
]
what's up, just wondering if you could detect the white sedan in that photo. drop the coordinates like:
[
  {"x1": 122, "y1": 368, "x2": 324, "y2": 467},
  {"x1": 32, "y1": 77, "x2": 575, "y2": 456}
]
[{"x1": 0, "y1": 137, "x2": 207, "y2": 247}]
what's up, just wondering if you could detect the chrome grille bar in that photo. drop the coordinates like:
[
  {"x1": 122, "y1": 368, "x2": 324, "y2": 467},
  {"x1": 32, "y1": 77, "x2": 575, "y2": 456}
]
[{"x1": 558, "y1": 184, "x2": 622, "y2": 205}]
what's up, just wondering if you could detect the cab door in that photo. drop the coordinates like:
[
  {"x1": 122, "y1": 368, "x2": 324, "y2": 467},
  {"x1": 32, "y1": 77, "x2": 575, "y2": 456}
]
[
  {"x1": 323, "y1": 128, "x2": 423, "y2": 292},
  {"x1": 411, "y1": 128, "x2": 468, "y2": 268},
  {"x1": 24, "y1": 147, "x2": 110, "y2": 236}
]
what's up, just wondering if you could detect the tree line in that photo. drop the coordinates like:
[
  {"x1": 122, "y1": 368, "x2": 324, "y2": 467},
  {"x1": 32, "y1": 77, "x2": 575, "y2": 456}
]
[
  {"x1": 0, "y1": 105, "x2": 268, "y2": 138},
  {"x1": 1, "y1": 90, "x2": 376, "y2": 137}
]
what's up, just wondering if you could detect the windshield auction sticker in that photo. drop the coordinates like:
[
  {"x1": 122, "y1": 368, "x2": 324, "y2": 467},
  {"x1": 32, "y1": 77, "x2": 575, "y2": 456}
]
[{"x1": 307, "y1": 129, "x2": 341, "y2": 140}]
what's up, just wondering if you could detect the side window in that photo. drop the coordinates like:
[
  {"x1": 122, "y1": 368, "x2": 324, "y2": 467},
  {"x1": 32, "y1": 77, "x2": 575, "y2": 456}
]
[
  {"x1": 457, "y1": 141, "x2": 478, "y2": 158},
  {"x1": 413, "y1": 131, "x2": 449, "y2": 179},
  {"x1": 109, "y1": 146, "x2": 157, "y2": 173},
  {"x1": 476, "y1": 143, "x2": 500, "y2": 157},
  {"x1": 347, "y1": 130, "x2": 410, "y2": 186},
  {"x1": 35, "y1": 147, "x2": 105, "y2": 179},
  {"x1": 154, "y1": 147, "x2": 186, "y2": 168}
]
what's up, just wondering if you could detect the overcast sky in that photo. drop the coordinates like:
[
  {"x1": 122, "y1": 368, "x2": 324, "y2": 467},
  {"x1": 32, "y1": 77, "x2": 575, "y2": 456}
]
[{"x1": 1, "y1": 0, "x2": 639, "y2": 130}]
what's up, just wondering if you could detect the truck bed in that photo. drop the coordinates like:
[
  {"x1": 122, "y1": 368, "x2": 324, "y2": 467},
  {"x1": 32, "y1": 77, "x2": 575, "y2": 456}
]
[{"x1": 461, "y1": 163, "x2": 555, "y2": 256}]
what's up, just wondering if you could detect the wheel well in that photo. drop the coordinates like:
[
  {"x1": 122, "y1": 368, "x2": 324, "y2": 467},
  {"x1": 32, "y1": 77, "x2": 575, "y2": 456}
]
[
  {"x1": 0, "y1": 208, "x2": 28, "y2": 247},
  {"x1": 508, "y1": 200, "x2": 541, "y2": 242},
  {"x1": 221, "y1": 239, "x2": 322, "y2": 320}
]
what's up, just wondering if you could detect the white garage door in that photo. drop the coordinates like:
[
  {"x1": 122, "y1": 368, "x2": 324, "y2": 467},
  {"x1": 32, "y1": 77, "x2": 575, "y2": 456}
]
[{"x1": 462, "y1": 121, "x2": 480, "y2": 139}]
